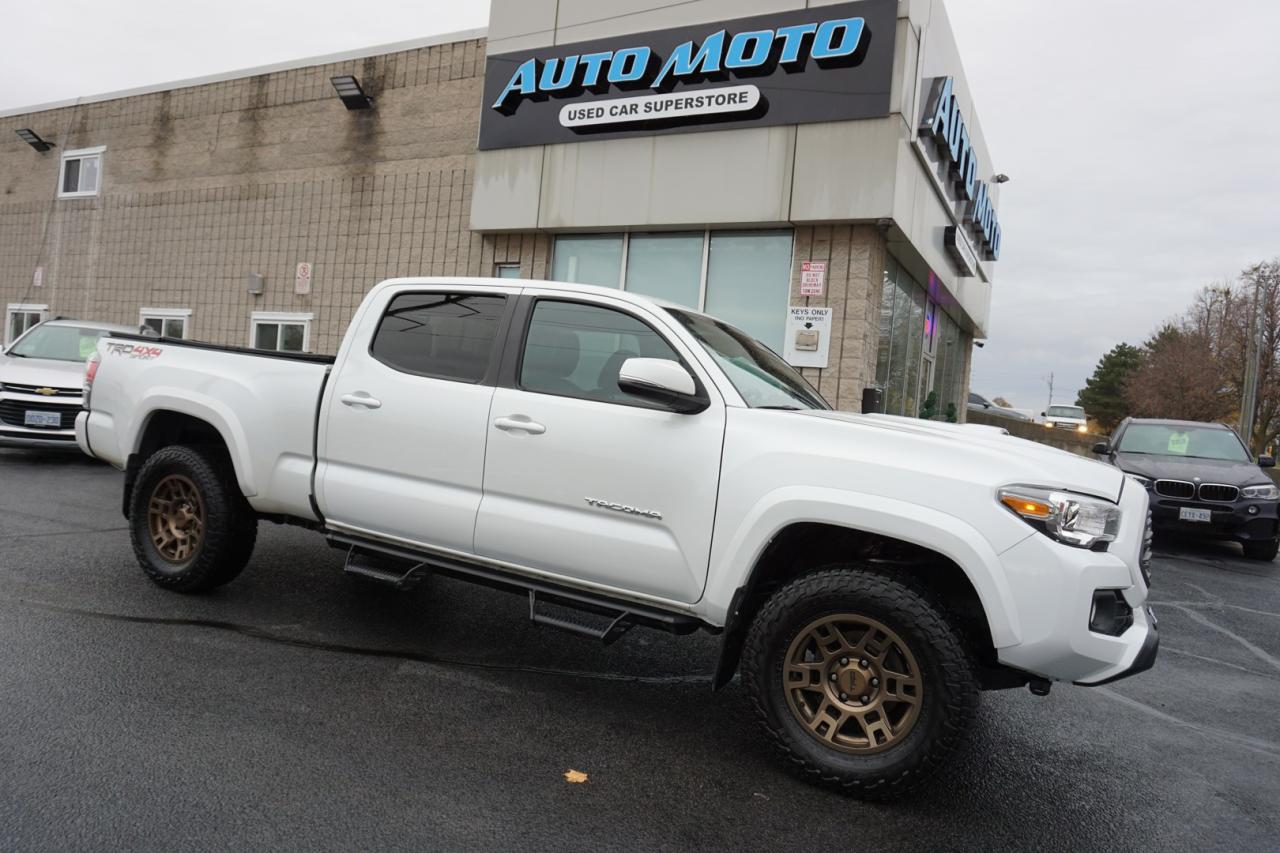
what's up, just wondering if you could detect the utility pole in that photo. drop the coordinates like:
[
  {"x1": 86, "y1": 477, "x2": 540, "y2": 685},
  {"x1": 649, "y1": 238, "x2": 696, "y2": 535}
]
[
  {"x1": 1240, "y1": 275, "x2": 1264, "y2": 450},
  {"x1": 1044, "y1": 372, "x2": 1054, "y2": 409}
]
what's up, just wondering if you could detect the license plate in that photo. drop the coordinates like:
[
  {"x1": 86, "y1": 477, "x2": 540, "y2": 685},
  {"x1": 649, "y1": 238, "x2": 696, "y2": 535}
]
[
  {"x1": 24, "y1": 410, "x2": 61, "y2": 428},
  {"x1": 1179, "y1": 507, "x2": 1212, "y2": 523}
]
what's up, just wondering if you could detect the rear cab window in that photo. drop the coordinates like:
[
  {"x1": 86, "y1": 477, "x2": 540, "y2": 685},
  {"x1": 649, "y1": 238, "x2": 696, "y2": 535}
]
[{"x1": 370, "y1": 292, "x2": 508, "y2": 383}]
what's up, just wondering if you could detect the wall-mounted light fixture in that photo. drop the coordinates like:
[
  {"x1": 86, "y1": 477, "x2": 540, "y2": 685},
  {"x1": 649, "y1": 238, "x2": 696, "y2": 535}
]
[
  {"x1": 15, "y1": 128, "x2": 54, "y2": 152},
  {"x1": 330, "y1": 75, "x2": 373, "y2": 110}
]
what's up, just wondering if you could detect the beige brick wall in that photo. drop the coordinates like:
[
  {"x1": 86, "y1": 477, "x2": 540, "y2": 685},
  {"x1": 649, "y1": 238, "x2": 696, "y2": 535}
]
[
  {"x1": 789, "y1": 225, "x2": 887, "y2": 411},
  {"x1": 0, "y1": 38, "x2": 528, "y2": 354}
]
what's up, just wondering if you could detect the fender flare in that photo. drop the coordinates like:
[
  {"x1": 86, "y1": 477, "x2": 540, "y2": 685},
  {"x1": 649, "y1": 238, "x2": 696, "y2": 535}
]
[
  {"x1": 130, "y1": 390, "x2": 257, "y2": 497},
  {"x1": 708, "y1": 487, "x2": 1023, "y2": 687}
]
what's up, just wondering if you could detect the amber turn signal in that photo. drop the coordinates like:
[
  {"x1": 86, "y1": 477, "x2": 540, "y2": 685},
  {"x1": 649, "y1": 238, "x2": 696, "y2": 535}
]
[{"x1": 1000, "y1": 494, "x2": 1053, "y2": 519}]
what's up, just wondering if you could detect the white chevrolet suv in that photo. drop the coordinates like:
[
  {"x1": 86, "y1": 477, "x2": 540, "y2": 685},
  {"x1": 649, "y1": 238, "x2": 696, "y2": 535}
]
[
  {"x1": 0, "y1": 319, "x2": 136, "y2": 448},
  {"x1": 77, "y1": 278, "x2": 1157, "y2": 798}
]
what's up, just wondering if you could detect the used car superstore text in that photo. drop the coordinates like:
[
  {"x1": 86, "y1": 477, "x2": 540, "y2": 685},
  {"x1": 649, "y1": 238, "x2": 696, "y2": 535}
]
[{"x1": 563, "y1": 88, "x2": 754, "y2": 122}]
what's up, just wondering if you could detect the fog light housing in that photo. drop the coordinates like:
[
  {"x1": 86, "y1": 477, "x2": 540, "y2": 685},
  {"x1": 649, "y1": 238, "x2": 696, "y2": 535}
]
[
  {"x1": 1089, "y1": 589, "x2": 1133, "y2": 636},
  {"x1": 1248, "y1": 505, "x2": 1259, "y2": 515}
]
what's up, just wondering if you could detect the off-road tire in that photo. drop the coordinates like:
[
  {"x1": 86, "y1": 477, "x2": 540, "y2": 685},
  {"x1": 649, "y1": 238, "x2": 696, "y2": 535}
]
[
  {"x1": 1243, "y1": 538, "x2": 1279, "y2": 562},
  {"x1": 129, "y1": 444, "x2": 257, "y2": 592},
  {"x1": 741, "y1": 567, "x2": 979, "y2": 799}
]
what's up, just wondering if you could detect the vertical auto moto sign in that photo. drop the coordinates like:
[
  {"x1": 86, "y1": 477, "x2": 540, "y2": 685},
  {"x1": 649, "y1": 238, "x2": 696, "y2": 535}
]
[{"x1": 478, "y1": 0, "x2": 897, "y2": 150}]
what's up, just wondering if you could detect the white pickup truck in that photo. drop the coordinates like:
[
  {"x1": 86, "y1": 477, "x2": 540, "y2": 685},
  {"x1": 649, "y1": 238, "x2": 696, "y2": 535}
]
[{"x1": 78, "y1": 277, "x2": 1157, "y2": 798}]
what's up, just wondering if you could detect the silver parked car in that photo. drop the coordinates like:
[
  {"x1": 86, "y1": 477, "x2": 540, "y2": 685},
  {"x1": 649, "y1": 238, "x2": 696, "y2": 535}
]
[{"x1": 0, "y1": 319, "x2": 136, "y2": 449}]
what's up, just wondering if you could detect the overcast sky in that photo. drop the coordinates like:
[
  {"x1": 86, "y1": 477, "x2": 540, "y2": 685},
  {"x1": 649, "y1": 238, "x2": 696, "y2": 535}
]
[{"x1": 3, "y1": 1, "x2": 1277, "y2": 410}]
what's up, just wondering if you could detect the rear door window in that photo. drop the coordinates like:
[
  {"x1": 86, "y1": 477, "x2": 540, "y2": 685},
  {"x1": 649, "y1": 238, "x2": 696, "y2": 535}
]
[{"x1": 371, "y1": 292, "x2": 507, "y2": 383}]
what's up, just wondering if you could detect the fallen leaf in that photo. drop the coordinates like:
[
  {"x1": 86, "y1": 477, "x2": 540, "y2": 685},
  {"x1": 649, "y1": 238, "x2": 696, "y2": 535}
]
[{"x1": 564, "y1": 769, "x2": 589, "y2": 784}]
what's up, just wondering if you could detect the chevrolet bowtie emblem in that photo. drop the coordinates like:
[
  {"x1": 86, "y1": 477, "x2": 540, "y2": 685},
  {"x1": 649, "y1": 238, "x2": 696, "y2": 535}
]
[{"x1": 35, "y1": 387, "x2": 57, "y2": 396}]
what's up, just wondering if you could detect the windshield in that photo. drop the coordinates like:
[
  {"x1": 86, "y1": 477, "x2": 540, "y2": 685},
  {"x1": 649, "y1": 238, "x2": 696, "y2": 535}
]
[
  {"x1": 668, "y1": 310, "x2": 828, "y2": 410},
  {"x1": 8, "y1": 325, "x2": 108, "y2": 363},
  {"x1": 1047, "y1": 405, "x2": 1085, "y2": 419},
  {"x1": 1117, "y1": 424, "x2": 1250, "y2": 462}
]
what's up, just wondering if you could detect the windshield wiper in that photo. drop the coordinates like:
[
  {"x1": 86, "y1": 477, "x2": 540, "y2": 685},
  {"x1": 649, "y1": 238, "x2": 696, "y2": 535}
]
[{"x1": 757, "y1": 405, "x2": 804, "y2": 411}]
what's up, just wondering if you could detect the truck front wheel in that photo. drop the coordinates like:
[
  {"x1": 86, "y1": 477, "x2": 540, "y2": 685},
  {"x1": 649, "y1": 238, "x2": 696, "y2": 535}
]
[
  {"x1": 741, "y1": 567, "x2": 979, "y2": 799},
  {"x1": 129, "y1": 445, "x2": 257, "y2": 593}
]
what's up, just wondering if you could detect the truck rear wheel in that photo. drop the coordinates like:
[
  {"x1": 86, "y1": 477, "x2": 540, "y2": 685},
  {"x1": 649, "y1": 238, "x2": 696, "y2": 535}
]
[
  {"x1": 129, "y1": 444, "x2": 257, "y2": 593},
  {"x1": 741, "y1": 567, "x2": 978, "y2": 799}
]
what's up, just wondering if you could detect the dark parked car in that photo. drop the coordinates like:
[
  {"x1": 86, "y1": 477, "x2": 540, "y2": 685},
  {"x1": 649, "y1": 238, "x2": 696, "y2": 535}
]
[
  {"x1": 1094, "y1": 418, "x2": 1278, "y2": 560},
  {"x1": 968, "y1": 392, "x2": 1030, "y2": 422}
]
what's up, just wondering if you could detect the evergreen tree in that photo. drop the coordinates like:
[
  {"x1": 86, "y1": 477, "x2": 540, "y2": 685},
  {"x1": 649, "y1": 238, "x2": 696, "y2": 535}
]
[{"x1": 1076, "y1": 342, "x2": 1143, "y2": 432}]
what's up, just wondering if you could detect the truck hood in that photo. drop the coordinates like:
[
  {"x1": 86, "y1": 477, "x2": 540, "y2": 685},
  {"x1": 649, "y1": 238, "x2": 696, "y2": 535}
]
[
  {"x1": 0, "y1": 355, "x2": 88, "y2": 390},
  {"x1": 1113, "y1": 452, "x2": 1272, "y2": 488},
  {"x1": 799, "y1": 410, "x2": 1125, "y2": 502}
]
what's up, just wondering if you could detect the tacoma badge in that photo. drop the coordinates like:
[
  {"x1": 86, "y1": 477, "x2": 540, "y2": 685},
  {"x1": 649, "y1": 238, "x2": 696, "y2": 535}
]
[{"x1": 585, "y1": 497, "x2": 662, "y2": 520}]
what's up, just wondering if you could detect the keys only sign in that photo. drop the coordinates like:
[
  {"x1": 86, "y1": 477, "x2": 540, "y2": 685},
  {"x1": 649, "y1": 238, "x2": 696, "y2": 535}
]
[
  {"x1": 783, "y1": 306, "x2": 833, "y2": 369},
  {"x1": 477, "y1": 0, "x2": 896, "y2": 150}
]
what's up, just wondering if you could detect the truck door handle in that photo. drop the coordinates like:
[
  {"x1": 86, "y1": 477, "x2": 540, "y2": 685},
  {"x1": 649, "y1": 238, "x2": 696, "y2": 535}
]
[
  {"x1": 340, "y1": 392, "x2": 382, "y2": 410},
  {"x1": 494, "y1": 415, "x2": 545, "y2": 435}
]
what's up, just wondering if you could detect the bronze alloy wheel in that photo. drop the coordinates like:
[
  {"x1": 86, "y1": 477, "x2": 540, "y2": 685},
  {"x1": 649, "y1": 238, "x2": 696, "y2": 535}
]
[
  {"x1": 783, "y1": 614, "x2": 924, "y2": 754},
  {"x1": 147, "y1": 474, "x2": 206, "y2": 564}
]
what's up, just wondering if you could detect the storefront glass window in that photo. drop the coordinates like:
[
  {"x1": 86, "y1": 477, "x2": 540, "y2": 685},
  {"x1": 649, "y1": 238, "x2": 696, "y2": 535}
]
[
  {"x1": 551, "y1": 230, "x2": 792, "y2": 353},
  {"x1": 625, "y1": 233, "x2": 703, "y2": 308},
  {"x1": 874, "y1": 260, "x2": 897, "y2": 392},
  {"x1": 704, "y1": 230, "x2": 792, "y2": 353},
  {"x1": 903, "y1": 287, "x2": 926, "y2": 417},
  {"x1": 876, "y1": 261, "x2": 931, "y2": 417},
  {"x1": 551, "y1": 234, "x2": 624, "y2": 288}
]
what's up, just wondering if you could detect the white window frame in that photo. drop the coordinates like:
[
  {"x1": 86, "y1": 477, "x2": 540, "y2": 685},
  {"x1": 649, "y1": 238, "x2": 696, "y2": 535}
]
[
  {"x1": 494, "y1": 262, "x2": 522, "y2": 279},
  {"x1": 58, "y1": 146, "x2": 106, "y2": 199},
  {"x1": 250, "y1": 311, "x2": 313, "y2": 353},
  {"x1": 6, "y1": 303, "x2": 50, "y2": 346},
  {"x1": 140, "y1": 307, "x2": 192, "y2": 339}
]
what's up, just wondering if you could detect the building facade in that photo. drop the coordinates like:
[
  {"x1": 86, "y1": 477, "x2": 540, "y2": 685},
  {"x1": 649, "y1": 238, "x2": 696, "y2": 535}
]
[{"x1": 0, "y1": 0, "x2": 1001, "y2": 418}]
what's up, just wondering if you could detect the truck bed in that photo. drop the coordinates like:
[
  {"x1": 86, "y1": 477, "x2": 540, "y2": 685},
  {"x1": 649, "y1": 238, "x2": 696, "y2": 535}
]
[{"x1": 82, "y1": 333, "x2": 333, "y2": 521}]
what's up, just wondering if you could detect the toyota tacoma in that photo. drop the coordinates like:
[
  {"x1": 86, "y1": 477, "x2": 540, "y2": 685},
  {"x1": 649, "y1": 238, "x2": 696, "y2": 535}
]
[{"x1": 77, "y1": 277, "x2": 1158, "y2": 797}]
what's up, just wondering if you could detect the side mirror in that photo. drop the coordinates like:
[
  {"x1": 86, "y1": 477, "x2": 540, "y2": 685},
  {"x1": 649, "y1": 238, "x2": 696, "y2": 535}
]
[
  {"x1": 1259, "y1": 455, "x2": 1276, "y2": 468},
  {"x1": 1040, "y1": 411, "x2": 1047, "y2": 417},
  {"x1": 1092, "y1": 441, "x2": 1110, "y2": 456},
  {"x1": 618, "y1": 358, "x2": 707, "y2": 414}
]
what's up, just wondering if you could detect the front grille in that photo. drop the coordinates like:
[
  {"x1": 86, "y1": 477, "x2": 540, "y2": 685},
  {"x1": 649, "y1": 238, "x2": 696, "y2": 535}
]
[
  {"x1": 1198, "y1": 483, "x2": 1239, "y2": 503},
  {"x1": 0, "y1": 382, "x2": 79, "y2": 397},
  {"x1": 1154, "y1": 479, "x2": 1195, "y2": 499},
  {"x1": 1140, "y1": 511, "x2": 1153, "y2": 586},
  {"x1": 0, "y1": 400, "x2": 78, "y2": 430}
]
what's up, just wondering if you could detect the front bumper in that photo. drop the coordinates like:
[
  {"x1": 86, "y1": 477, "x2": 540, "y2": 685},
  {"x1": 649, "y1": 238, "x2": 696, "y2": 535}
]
[
  {"x1": 993, "y1": 483, "x2": 1157, "y2": 685},
  {"x1": 0, "y1": 390, "x2": 83, "y2": 449},
  {"x1": 1076, "y1": 609, "x2": 1159, "y2": 686},
  {"x1": 1148, "y1": 493, "x2": 1279, "y2": 544}
]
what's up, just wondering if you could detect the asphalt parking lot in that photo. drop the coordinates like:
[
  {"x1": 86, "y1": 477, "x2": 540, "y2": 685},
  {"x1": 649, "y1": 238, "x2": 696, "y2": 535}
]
[{"x1": 1, "y1": 449, "x2": 1278, "y2": 852}]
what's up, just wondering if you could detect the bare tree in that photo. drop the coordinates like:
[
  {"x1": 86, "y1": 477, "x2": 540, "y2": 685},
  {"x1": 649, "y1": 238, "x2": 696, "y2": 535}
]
[{"x1": 1124, "y1": 325, "x2": 1233, "y2": 422}]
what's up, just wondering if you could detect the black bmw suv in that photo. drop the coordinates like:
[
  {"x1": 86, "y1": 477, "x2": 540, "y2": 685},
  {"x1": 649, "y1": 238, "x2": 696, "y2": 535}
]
[{"x1": 1094, "y1": 418, "x2": 1278, "y2": 560}]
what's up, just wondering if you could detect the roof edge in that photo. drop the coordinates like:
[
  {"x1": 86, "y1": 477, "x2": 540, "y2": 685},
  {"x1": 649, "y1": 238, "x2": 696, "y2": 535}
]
[{"x1": 0, "y1": 26, "x2": 488, "y2": 119}]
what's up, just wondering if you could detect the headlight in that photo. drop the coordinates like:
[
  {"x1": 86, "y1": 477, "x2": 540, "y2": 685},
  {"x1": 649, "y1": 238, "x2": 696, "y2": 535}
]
[
  {"x1": 1044, "y1": 421, "x2": 1055, "y2": 428},
  {"x1": 998, "y1": 485, "x2": 1122, "y2": 549},
  {"x1": 1076, "y1": 424, "x2": 1088, "y2": 434},
  {"x1": 1126, "y1": 474, "x2": 1152, "y2": 489},
  {"x1": 1242, "y1": 483, "x2": 1280, "y2": 500}
]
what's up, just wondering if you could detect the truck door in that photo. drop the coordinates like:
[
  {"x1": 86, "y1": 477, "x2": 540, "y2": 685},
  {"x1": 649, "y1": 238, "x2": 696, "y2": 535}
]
[
  {"x1": 474, "y1": 294, "x2": 725, "y2": 605},
  {"x1": 316, "y1": 286, "x2": 515, "y2": 553}
]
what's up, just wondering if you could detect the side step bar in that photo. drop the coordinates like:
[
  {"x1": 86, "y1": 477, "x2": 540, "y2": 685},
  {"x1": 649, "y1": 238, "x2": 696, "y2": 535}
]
[
  {"x1": 327, "y1": 532, "x2": 704, "y2": 639},
  {"x1": 343, "y1": 547, "x2": 429, "y2": 590},
  {"x1": 528, "y1": 591, "x2": 634, "y2": 645}
]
